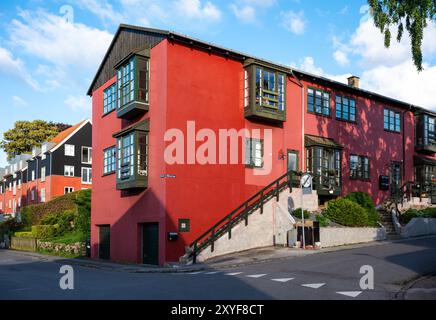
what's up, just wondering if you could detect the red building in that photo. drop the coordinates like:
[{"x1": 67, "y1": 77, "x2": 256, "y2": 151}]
[
  {"x1": 88, "y1": 25, "x2": 436, "y2": 265},
  {"x1": 0, "y1": 120, "x2": 93, "y2": 218}
]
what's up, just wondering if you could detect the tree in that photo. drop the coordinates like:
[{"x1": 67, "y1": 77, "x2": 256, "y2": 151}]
[
  {"x1": 0, "y1": 120, "x2": 69, "y2": 161},
  {"x1": 368, "y1": 0, "x2": 436, "y2": 72}
]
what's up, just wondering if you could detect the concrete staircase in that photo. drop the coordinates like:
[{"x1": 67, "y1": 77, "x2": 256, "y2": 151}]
[{"x1": 378, "y1": 209, "x2": 397, "y2": 236}]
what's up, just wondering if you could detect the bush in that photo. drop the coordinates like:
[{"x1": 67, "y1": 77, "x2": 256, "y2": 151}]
[
  {"x1": 31, "y1": 225, "x2": 59, "y2": 239},
  {"x1": 0, "y1": 218, "x2": 23, "y2": 237},
  {"x1": 75, "y1": 206, "x2": 90, "y2": 238},
  {"x1": 41, "y1": 209, "x2": 75, "y2": 235},
  {"x1": 14, "y1": 231, "x2": 34, "y2": 238},
  {"x1": 401, "y1": 208, "x2": 436, "y2": 224},
  {"x1": 293, "y1": 208, "x2": 310, "y2": 220},
  {"x1": 345, "y1": 192, "x2": 380, "y2": 226},
  {"x1": 315, "y1": 214, "x2": 330, "y2": 227},
  {"x1": 324, "y1": 198, "x2": 369, "y2": 227}
]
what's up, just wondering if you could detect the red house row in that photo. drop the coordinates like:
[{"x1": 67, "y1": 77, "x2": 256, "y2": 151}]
[
  {"x1": 88, "y1": 25, "x2": 436, "y2": 265},
  {"x1": 0, "y1": 120, "x2": 93, "y2": 217}
]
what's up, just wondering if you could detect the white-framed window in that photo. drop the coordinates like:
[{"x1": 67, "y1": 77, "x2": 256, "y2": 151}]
[
  {"x1": 41, "y1": 188, "x2": 46, "y2": 203},
  {"x1": 31, "y1": 170, "x2": 35, "y2": 181},
  {"x1": 41, "y1": 166, "x2": 46, "y2": 182},
  {"x1": 12, "y1": 181, "x2": 16, "y2": 196},
  {"x1": 64, "y1": 165, "x2": 75, "y2": 177},
  {"x1": 0, "y1": 201, "x2": 3, "y2": 210},
  {"x1": 245, "y1": 138, "x2": 264, "y2": 168},
  {"x1": 18, "y1": 179, "x2": 21, "y2": 189},
  {"x1": 65, "y1": 144, "x2": 75, "y2": 156},
  {"x1": 82, "y1": 146, "x2": 92, "y2": 164},
  {"x1": 31, "y1": 190, "x2": 35, "y2": 201},
  {"x1": 81, "y1": 167, "x2": 92, "y2": 184},
  {"x1": 64, "y1": 187, "x2": 74, "y2": 194},
  {"x1": 18, "y1": 197, "x2": 21, "y2": 207},
  {"x1": 9, "y1": 199, "x2": 12, "y2": 208}
]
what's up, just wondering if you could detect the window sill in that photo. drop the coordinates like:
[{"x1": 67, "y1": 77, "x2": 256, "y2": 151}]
[
  {"x1": 102, "y1": 109, "x2": 115, "y2": 118},
  {"x1": 307, "y1": 111, "x2": 331, "y2": 118},
  {"x1": 383, "y1": 129, "x2": 401, "y2": 134},
  {"x1": 335, "y1": 117, "x2": 357, "y2": 125}
]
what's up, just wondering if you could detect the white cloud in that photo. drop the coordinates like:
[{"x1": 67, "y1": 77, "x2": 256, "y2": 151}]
[
  {"x1": 280, "y1": 10, "x2": 305, "y2": 35},
  {"x1": 12, "y1": 96, "x2": 28, "y2": 107},
  {"x1": 230, "y1": 4, "x2": 256, "y2": 23},
  {"x1": 175, "y1": 0, "x2": 221, "y2": 21},
  {"x1": 9, "y1": 9, "x2": 112, "y2": 69},
  {"x1": 0, "y1": 47, "x2": 41, "y2": 91},
  {"x1": 240, "y1": 0, "x2": 276, "y2": 7},
  {"x1": 296, "y1": 56, "x2": 351, "y2": 84},
  {"x1": 74, "y1": 0, "x2": 124, "y2": 25},
  {"x1": 333, "y1": 50, "x2": 349, "y2": 66},
  {"x1": 339, "y1": 6, "x2": 349, "y2": 15},
  {"x1": 64, "y1": 95, "x2": 92, "y2": 112}
]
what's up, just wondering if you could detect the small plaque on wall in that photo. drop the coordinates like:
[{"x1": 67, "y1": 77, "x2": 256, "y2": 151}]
[
  {"x1": 379, "y1": 175, "x2": 390, "y2": 191},
  {"x1": 178, "y1": 219, "x2": 190, "y2": 232}
]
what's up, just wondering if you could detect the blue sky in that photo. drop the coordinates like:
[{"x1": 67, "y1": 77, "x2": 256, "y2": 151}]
[{"x1": 1, "y1": 0, "x2": 436, "y2": 167}]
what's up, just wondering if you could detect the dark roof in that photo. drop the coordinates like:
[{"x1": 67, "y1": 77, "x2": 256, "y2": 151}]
[
  {"x1": 305, "y1": 134, "x2": 343, "y2": 149},
  {"x1": 88, "y1": 24, "x2": 429, "y2": 114}
]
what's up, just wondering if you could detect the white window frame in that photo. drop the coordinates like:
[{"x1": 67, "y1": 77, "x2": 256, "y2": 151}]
[
  {"x1": 64, "y1": 165, "x2": 75, "y2": 177},
  {"x1": 41, "y1": 188, "x2": 46, "y2": 203},
  {"x1": 31, "y1": 170, "x2": 35, "y2": 181},
  {"x1": 81, "y1": 146, "x2": 92, "y2": 164},
  {"x1": 31, "y1": 190, "x2": 35, "y2": 201},
  {"x1": 81, "y1": 167, "x2": 92, "y2": 184},
  {"x1": 64, "y1": 187, "x2": 74, "y2": 194},
  {"x1": 65, "y1": 144, "x2": 75, "y2": 157},
  {"x1": 41, "y1": 166, "x2": 46, "y2": 182}
]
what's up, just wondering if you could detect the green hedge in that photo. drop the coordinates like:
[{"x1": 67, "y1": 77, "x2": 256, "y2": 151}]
[
  {"x1": 31, "y1": 225, "x2": 59, "y2": 239},
  {"x1": 324, "y1": 198, "x2": 369, "y2": 227},
  {"x1": 14, "y1": 231, "x2": 34, "y2": 238},
  {"x1": 402, "y1": 207, "x2": 436, "y2": 224},
  {"x1": 345, "y1": 192, "x2": 380, "y2": 227}
]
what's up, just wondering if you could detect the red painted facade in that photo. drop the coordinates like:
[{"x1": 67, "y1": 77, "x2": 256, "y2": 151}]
[{"x1": 90, "y1": 27, "x2": 432, "y2": 265}]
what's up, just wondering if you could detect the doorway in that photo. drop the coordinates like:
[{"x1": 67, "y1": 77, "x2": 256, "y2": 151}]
[
  {"x1": 98, "y1": 225, "x2": 110, "y2": 260},
  {"x1": 287, "y1": 150, "x2": 299, "y2": 172},
  {"x1": 391, "y1": 162, "x2": 403, "y2": 195},
  {"x1": 141, "y1": 223, "x2": 159, "y2": 265}
]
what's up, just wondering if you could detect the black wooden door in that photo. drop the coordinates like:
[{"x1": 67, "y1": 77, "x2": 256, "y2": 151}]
[
  {"x1": 142, "y1": 223, "x2": 159, "y2": 265},
  {"x1": 98, "y1": 225, "x2": 110, "y2": 260}
]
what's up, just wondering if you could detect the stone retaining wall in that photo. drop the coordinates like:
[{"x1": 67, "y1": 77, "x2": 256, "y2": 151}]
[{"x1": 320, "y1": 227, "x2": 387, "y2": 248}]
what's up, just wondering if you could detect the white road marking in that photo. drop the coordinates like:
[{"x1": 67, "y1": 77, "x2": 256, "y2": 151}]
[
  {"x1": 188, "y1": 271, "x2": 204, "y2": 275},
  {"x1": 301, "y1": 283, "x2": 325, "y2": 289},
  {"x1": 336, "y1": 291, "x2": 362, "y2": 298},
  {"x1": 225, "y1": 272, "x2": 243, "y2": 276},
  {"x1": 205, "y1": 271, "x2": 220, "y2": 275},
  {"x1": 271, "y1": 278, "x2": 294, "y2": 283},
  {"x1": 246, "y1": 274, "x2": 267, "y2": 278}
]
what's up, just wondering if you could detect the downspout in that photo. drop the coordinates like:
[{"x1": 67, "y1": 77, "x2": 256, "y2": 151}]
[
  {"x1": 289, "y1": 70, "x2": 305, "y2": 172},
  {"x1": 49, "y1": 153, "x2": 52, "y2": 202},
  {"x1": 36, "y1": 157, "x2": 39, "y2": 204}
]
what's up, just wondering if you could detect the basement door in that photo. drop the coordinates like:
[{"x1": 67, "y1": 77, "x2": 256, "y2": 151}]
[
  {"x1": 98, "y1": 225, "x2": 110, "y2": 260},
  {"x1": 141, "y1": 223, "x2": 159, "y2": 265}
]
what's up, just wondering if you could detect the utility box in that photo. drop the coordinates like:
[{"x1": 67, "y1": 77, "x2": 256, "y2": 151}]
[{"x1": 287, "y1": 229, "x2": 298, "y2": 247}]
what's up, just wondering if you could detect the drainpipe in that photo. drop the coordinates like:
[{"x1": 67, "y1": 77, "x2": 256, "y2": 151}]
[
  {"x1": 36, "y1": 157, "x2": 39, "y2": 204},
  {"x1": 49, "y1": 153, "x2": 52, "y2": 202},
  {"x1": 289, "y1": 69, "x2": 305, "y2": 172}
]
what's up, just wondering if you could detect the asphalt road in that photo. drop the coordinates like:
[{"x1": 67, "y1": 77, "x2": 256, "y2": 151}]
[{"x1": 1, "y1": 237, "x2": 436, "y2": 300}]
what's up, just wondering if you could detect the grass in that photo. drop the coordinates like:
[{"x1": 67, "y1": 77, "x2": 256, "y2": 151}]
[
  {"x1": 36, "y1": 248, "x2": 82, "y2": 259},
  {"x1": 48, "y1": 231, "x2": 86, "y2": 244}
]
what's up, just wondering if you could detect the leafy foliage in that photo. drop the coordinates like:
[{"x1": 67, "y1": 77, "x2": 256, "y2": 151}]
[
  {"x1": 293, "y1": 208, "x2": 310, "y2": 220},
  {"x1": 315, "y1": 214, "x2": 330, "y2": 227},
  {"x1": 345, "y1": 192, "x2": 380, "y2": 227},
  {"x1": 402, "y1": 207, "x2": 436, "y2": 224},
  {"x1": 324, "y1": 198, "x2": 369, "y2": 227},
  {"x1": 368, "y1": 0, "x2": 436, "y2": 71},
  {"x1": 0, "y1": 218, "x2": 24, "y2": 237},
  {"x1": 31, "y1": 225, "x2": 59, "y2": 239},
  {"x1": 0, "y1": 120, "x2": 70, "y2": 160}
]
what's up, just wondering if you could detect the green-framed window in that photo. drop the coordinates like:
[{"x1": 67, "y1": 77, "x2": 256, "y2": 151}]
[
  {"x1": 350, "y1": 155, "x2": 370, "y2": 180},
  {"x1": 116, "y1": 129, "x2": 149, "y2": 189},
  {"x1": 245, "y1": 138, "x2": 263, "y2": 168},
  {"x1": 103, "y1": 84, "x2": 116, "y2": 114},
  {"x1": 307, "y1": 88, "x2": 330, "y2": 116},
  {"x1": 254, "y1": 67, "x2": 286, "y2": 111},
  {"x1": 384, "y1": 108, "x2": 401, "y2": 133},
  {"x1": 335, "y1": 96, "x2": 356, "y2": 122},
  {"x1": 116, "y1": 56, "x2": 149, "y2": 110},
  {"x1": 103, "y1": 146, "x2": 116, "y2": 175},
  {"x1": 423, "y1": 114, "x2": 436, "y2": 146}
]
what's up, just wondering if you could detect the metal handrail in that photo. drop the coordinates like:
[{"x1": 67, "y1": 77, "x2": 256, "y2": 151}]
[{"x1": 189, "y1": 170, "x2": 301, "y2": 263}]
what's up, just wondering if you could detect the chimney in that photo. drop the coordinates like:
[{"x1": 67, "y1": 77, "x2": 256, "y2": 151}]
[{"x1": 347, "y1": 76, "x2": 360, "y2": 88}]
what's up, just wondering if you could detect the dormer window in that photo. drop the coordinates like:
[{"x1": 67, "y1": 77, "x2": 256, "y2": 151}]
[
  {"x1": 244, "y1": 59, "x2": 286, "y2": 123},
  {"x1": 115, "y1": 52, "x2": 150, "y2": 119}
]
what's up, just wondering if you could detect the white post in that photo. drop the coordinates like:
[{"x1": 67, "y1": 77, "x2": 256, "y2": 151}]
[{"x1": 300, "y1": 182, "x2": 306, "y2": 250}]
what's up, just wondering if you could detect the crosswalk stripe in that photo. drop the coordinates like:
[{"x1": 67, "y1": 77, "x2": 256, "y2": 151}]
[
  {"x1": 205, "y1": 271, "x2": 220, "y2": 275},
  {"x1": 225, "y1": 272, "x2": 243, "y2": 276},
  {"x1": 188, "y1": 271, "x2": 204, "y2": 275},
  {"x1": 301, "y1": 283, "x2": 325, "y2": 289},
  {"x1": 336, "y1": 291, "x2": 362, "y2": 298},
  {"x1": 271, "y1": 278, "x2": 294, "y2": 283},
  {"x1": 246, "y1": 274, "x2": 267, "y2": 278}
]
